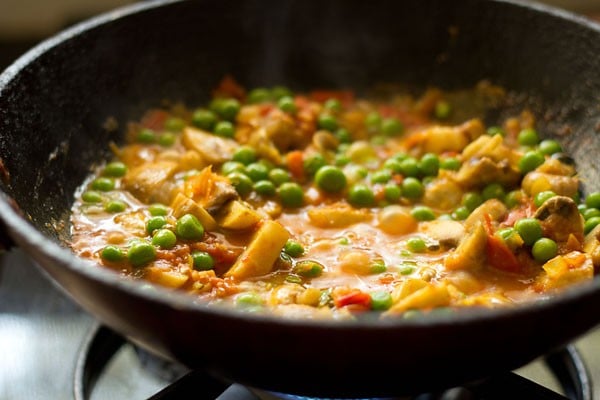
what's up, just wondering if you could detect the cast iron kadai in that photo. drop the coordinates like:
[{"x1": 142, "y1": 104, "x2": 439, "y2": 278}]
[{"x1": 1, "y1": 0, "x2": 600, "y2": 397}]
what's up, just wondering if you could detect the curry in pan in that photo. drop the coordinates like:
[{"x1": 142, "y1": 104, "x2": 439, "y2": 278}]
[{"x1": 70, "y1": 78, "x2": 600, "y2": 319}]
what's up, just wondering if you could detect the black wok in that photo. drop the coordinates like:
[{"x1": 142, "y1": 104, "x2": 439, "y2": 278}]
[{"x1": 1, "y1": 0, "x2": 600, "y2": 397}]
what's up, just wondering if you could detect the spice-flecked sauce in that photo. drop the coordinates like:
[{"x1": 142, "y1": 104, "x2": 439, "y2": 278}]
[{"x1": 70, "y1": 78, "x2": 598, "y2": 320}]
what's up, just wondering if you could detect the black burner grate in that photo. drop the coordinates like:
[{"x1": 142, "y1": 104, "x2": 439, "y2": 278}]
[{"x1": 74, "y1": 324, "x2": 593, "y2": 400}]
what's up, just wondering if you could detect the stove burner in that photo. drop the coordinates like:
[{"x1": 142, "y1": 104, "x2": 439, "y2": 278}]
[{"x1": 74, "y1": 324, "x2": 593, "y2": 400}]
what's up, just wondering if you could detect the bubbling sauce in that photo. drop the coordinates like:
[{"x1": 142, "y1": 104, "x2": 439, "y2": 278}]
[{"x1": 70, "y1": 79, "x2": 599, "y2": 320}]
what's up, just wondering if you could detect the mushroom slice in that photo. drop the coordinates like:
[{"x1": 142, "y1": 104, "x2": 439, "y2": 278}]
[
  {"x1": 533, "y1": 195, "x2": 584, "y2": 243},
  {"x1": 182, "y1": 127, "x2": 237, "y2": 164},
  {"x1": 122, "y1": 160, "x2": 178, "y2": 204}
]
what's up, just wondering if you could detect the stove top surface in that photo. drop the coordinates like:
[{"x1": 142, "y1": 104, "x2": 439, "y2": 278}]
[{"x1": 2, "y1": 248, "x2": 600, "y2": 399}]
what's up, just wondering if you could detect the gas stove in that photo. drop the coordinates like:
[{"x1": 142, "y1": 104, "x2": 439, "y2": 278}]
[{"x1": 1, "y1": 248, "x2": 599, "y2": 400}]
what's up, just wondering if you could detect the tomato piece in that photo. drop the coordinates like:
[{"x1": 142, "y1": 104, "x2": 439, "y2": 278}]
[
  {"x1": 334, "y1": 290, "x2": 372, "y2": 310},
  {"x1": 259, "y1": 104, "x2": 274, "y2": 116},
  {"x1": 140, "y1": 109, "x2": 169, "y2": 131},
  {"x1": 486, "y1": 234, "x2": 522, "y2": 273},
  {"x1": 286, "y1": 150, "x2": 305, "y2": 181},
  {"x1": 212, "y1": 75, "x2": 246, "y2": 100},
  {"x1": 503, "y1": 202, "x2": 535, "y2": 227},
  {"x1": 482, "y1": 213, "x2": 522, "y2": 273},
  {"x1": 310, "y1": 90, "x2": 355, "y2": 106}
]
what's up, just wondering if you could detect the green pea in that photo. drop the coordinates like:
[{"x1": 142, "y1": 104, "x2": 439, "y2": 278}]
[
  {"x1": 584, "y1": 216, "x2": 600, "y2": 234},
  {"x1": 487, "y1": 126, "x2": 505, "y2": 137},
  {"x1": 175, "y1": 214, "x2": 205, "y2": 240},
  {"x1": 293, "y1": 260, "x2": 324, "y2": 277},
  {"x1": 381, "y1": 118, "x2": 403, "y2": 136},
  {"x1": 245, "y1": 162, "x2": 270, "y2": 182},
  {"x1": 383, "y1": 159, "x2": 403, "y2": 174},
  {"x1": 496, "y1": 227, "x2": 516, "y2": 241},
  {"x1": 482, "y1": 183, "x2": 505, "y2": 201},
  {"x1": 534, "y1": 191, "x2": 557, "y2": 208},
  {"x1": 335, "y1": 128, "x2": 352, "y2": 144},
  {"x1": 284, "y1": 240, "x2": 305, "y2": 257},
  {"x1": 236, "y1": 292, "x2": 264, "y2": 307},
  {"x1": 532, "y1": 238, "x2": 558, "y2": 263},
  {"x1": 399, "y1": 157, "x2": 420, "y2": 177},
  {"x1": 370, "y1": 291, "x2": 393, "y2": 311},
  {"x1": 364, "y1": 112, "x2": 381, "y2": 132},
  {"x1": 158, "y1": 132, "x2": 176, "y2": 147},
  {"x1": 434, "y1": 101, "x2": 451, "y2": 119},
  {"x1": 419, "y1": 153, "x2": 439, "y2": 177},
  {"x1": 317, "y1": 114, "x2": 338, "y2": 131},
  {"x1": 192, "y1": 251, "x2": 215, "y2": 271},
  {"x1": 514, "y1": 218, "x2": 543, "y2": 246},
  {"x1": 324, "y1": 98, "x2": 342, "y2": 113},
  {"x1": 82, "y1": 191, "x2": 103, "y2": 203},
  {"x1": 258, "y1": 158, "x2": 275, "y2": 171},
  {"x1": 148, "y1": 203, "x2": 169, "y2": 216},
  {"x1": 369, "y1": 135, "x2": 385, "y2": 146},
  {"x1": 247, "y1": 88, "x2": 271, "y2": 104},
  {"x1": 209, "y1": 98, "x2": 225, "y2": 112},
  {"x1": 277, "y1": 96, "x2": 297, "y2": 114},
  {"x1": 384, "y1": 183, "x2": 402, "y2": 203},
  {"x1": 268, "y1": 168, "x2": 291, "y2": 186},
  {"x1": 346, "y1": 165, "x2": 369, "y2": 182},
  {"x1": 452, "y1": 206, "x2": 470, "y2": 221},
  {"x1": 315, "y1": 166, "x2": 347, "y2": 193},
  {"x1": 406, "y1": 237, "x2": 427, "y2": 253},
  {"x1": 127, "y1": 241, "x2": 156, "y2": 267},
  {"x1": 392, "y1": 152, "x2": 409, "y2": 162},
  {"x1": 538, "y1": 139, "x2": 562, "y2": 156},
  {"x1": 91, "y1": 177, "x2": 115, "y2": 192},
  {"x1": 401, "y1": 177, "x2": 424, "y2": 199},
  {"x1": 253, "y1": 180, "x2": 276, "y2": 196},
  {"x1": 410, "y1": 205, "x2": 436, "y2": 221},
  {"x1": 370, "y1": 261, "x2": 387, "y2": 274},
  {"x1": 164, "y1": 117, "x2": 185, "y2": 132},
  {"x1": 105, "y1": 200, "x2": 127, "y2": 213},
  {"x1": 585, "y1": 192, "x2": 600, "y2": 209},
  {"x1": 583, "y1": 208, "x2": 600, "y2": 220},
  {"x1": 278, "y1": 182, "x2": 304, "y2": 207},
  {"x1": 137, "y1": 128, "x2": 156, "y2": 143},
  {"x1": 518, "y1": 150, "x2": 545, "y2": 173},
  {"x1": 462, "y1": 192, "x2": 483, "y2": 212},
  {"x1": 101, "y1": 245, "x2": 125, "y2": 262},
  {"x1": 214, "y1": 121, "x2": 235, "y2": 138},
  {"x1": 227, "y1": 172, "x2": 253, "y2": 196},
  {"x1": 103, "y1": 161, "x2": 127, "y2": 177},
  {"x1": 152, "y1": 229, "x2": 177, "y2": 249},
  {"x1": 303, "y1": 153, "x2": 327, "y2": 176},
  {"x1": 504, "y1": 190, "x2": 524, "y2": 208},
  {"x1": 348, "y1": 184, "x2": 375, "y2": 207},
  {"x1": 216, "y1": 98, "x2": 241, "y2": 121},
  {"x1": 191, "y1": 109, "x2": 217, "y2": 130},
  {"x1": 146, "y1": 216, "x2": 167, "y2": 234},
  {"x1": 271, "y1": 86, "x2": 292, "y2": 100},
  {"x1": 371, "y1": 169, "x2": 392, "y2": 184},
  {"x1": 518, "y1": 128, "x2": 540, "y2": 146},
  {"x1": 334, "y1": 154, "x2": 351, "y2": 167},
  {"x1": 399, "y1": 264, "x2": 415, "y2": 275},
  {"x1": 440, "y1": 157, "x2": 461, "y2": 171},
  {"x1": 221, "y1": 161, "x2": 246, "y2": 175}
]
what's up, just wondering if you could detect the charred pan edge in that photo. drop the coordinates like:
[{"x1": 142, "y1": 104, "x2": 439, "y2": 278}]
[{"x1": 0, "y1": 0, "x2": 600, "y2": 328}]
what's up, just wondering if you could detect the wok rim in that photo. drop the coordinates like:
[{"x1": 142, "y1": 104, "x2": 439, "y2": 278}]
[{"x1": 1, "y1": 0, "x2": 600, "y2": 330}]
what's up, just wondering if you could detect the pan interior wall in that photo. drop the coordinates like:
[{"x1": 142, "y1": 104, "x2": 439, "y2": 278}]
[{"x1": 0, "y1": 0, "x2": 599, "y2": 242}]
